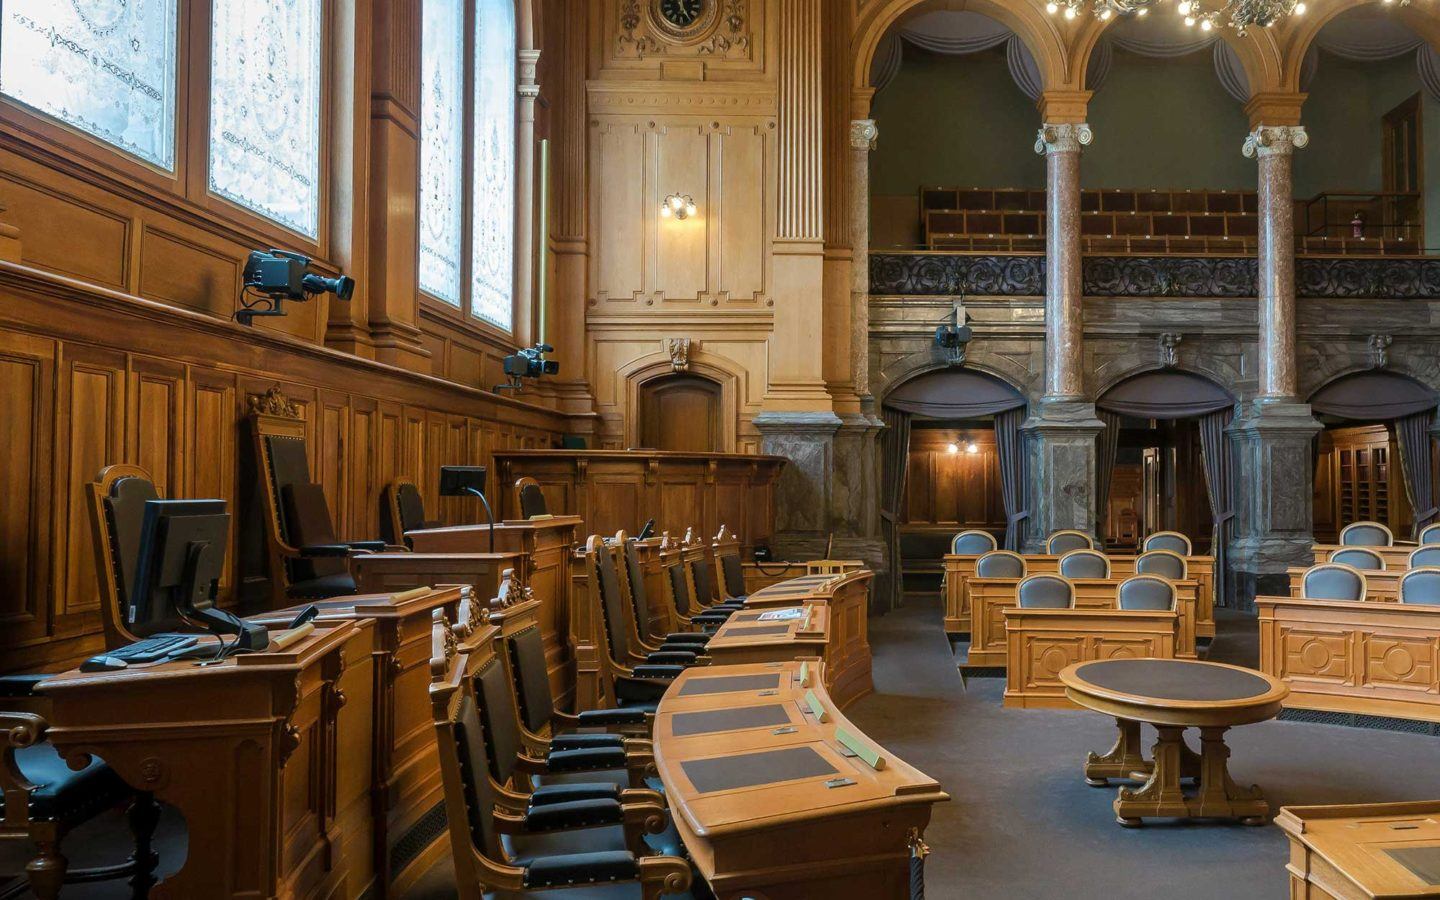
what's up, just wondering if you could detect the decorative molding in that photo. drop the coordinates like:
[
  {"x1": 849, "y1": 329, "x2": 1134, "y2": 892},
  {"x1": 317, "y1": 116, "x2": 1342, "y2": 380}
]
[
  {"x1": 247, "y1": 386, "x2": 302, "y2": 419},
  {"x1": 849, "y1": 119, "x2": 879, "y2": 151},
  {"x1": 517, "y1": 49, "x2": 541, "y2": 98},
  {"x1": 617, "y1": 0, "x2": 664, "y2": 57},
  {"x1": 1368, "y1": 334, "x2": 1393, "y2": 369},
  {"x1": 1159, "y1": 333, "x2": 1183, "y2": 368},
  {"x1": 695, "y1": 0, "x2": 750, "y2": 54},
  {"x1": 1034, "y1": 123, "x2": 1093, "y2": 155},
  {"x1": 666, "y1": 337, "x2": 692, "y2": 370},
  {"x1": 1243, "y1": 125, "x2": 1308, "y2": 159},
  {"x1": 586, "y1": 82, "x2": 777, "y2": 113}
]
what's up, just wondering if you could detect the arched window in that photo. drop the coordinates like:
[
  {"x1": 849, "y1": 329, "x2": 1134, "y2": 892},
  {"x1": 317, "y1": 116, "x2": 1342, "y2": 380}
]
[{"x1": 419, "y1": 0, "x2": 518, "y2": 333}]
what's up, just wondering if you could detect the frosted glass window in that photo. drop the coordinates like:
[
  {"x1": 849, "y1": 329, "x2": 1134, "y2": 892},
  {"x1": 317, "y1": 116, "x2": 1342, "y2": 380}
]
[
  {"x1": 418, "y1": 0, "x2": 465, "y2": 306},
  {"x1": 208, "y1": 0, "x2": 323, "y2": 238},
  {"x1": 469, "y1": 0, "x2": 516, "y2": 330},
  {"x1": 0, "y1": 0, "x2": 179, "y2": 169}
]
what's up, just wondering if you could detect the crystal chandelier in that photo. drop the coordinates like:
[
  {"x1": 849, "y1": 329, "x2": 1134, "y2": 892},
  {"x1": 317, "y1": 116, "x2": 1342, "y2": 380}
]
[{"x1": 1047, "y1": 0, "x2": 1411, "y2": 33}]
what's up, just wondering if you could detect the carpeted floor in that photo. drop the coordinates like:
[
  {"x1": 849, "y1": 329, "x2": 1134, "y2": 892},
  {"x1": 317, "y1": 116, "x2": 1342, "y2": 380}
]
[{"x1": 10, "y1": 596, "x2": 1438, "y2": 898}]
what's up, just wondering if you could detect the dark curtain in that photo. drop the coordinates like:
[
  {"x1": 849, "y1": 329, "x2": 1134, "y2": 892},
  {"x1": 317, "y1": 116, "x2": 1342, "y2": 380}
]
[
  {"x1": 1311, "y1": 372, "x2": 1438, "y2": 420},
  {"x1": 993, "y1": 407, "x2": 1028, "y2": 551},
  {"x1": 879, "y1": 407, "x2": 913, "y2": 613},
  {"x1": 1198, "y1": 409, "x2": 1236, "y2": 609},
  {"x1": 1395, "y1": 410, "x2": 1438, "y2": 537},
  {"x1": 1098, "y1": 370, "x2": 1234, "y2": 419},
  {"x1": 1095, "y1": 410, "x2": 1123, "y2": 533},
  {"x1": 885, "y1": 368, "x2": 1026, "y2": 418}
]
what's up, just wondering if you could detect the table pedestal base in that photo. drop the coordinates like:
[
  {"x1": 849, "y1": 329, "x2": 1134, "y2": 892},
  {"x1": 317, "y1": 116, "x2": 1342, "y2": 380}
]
[
  {"x1": 1110, "y1": 726, "x2": 1267, "y2": 827},
  {"x1": 1084, "y1": 718, "x2": 1201, "y2": 786}
]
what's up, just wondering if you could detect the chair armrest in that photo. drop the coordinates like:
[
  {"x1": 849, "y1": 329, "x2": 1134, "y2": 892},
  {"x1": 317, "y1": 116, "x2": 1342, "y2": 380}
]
[
  {"x1": 522, "y1": 851, "x2": 643, "y2": 890},
  {"x1": 298, "y1": 544, "x2": 356, "y2": 558},
  {"x1": 528, "y1": 782, "x2": 621, "y2": 807},
  {"x1": 1, "y1": 711, "x2": 47, "y2": 797},
  {"x1": 643, "y1": 650, "x2": 697, "y2": 666},
  {"x1": 521, "y1": 798, "x2": 623, "y2": 832},
  {"x1": 630, "y1": 664, "x2": 684, "y2": 679},
  {"x1": 549, "y1": 733, "x2": 625, "y2": 752},
  {"x1": 544, "y1": 746, "x2": 628, "y2": 773},
  {"x1": 0, "y1": 675, "x2": 49, "y2": 698},
  {"x1": 661, "y1": 632, "x2": 709, "y2": 645},
  {"x1": 346, "y1": 541, "x2": 388, "y2": 553},
  {"x1": 574, "y1": 707, "x2": 652, "y2": 728},
  {"x1": 615, "y1": 674, "x2": 671, "y2": 706}
]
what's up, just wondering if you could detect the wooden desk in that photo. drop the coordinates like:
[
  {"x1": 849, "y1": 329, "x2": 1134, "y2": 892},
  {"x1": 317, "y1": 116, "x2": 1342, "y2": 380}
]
[
  {"x1": 1311, "y1": 544, "x2": 1417, "y2": 570},
  {"x1": 945, "y1": 552, "x2": 1216, "y2": 639},
  {"x1": 1258, "y1": 595, "x2": 1440, "y2": 724},
  {"x1": 253, "y1": 586, "x2": 462, "y2": 894},
  {"x1": 1060, "y1": 659, "x2": 1288, "y2": 827},
  {"x1": 654, "y1": 661, "x2": 948, "y2": 899},
  {"x1": 1288, "y1": 566, "x2": 1402, "y2": 602},
  {"x1": 1277, "y1": 800, "x2": 1440, "y2": 898},
  {"x1": 352, "y1": 551, "x2": 521, "y2": 600},
  {"x1": 705, "y1": 603, "x2": 873, "y2": 709},
  {"x1": 38, "y1": 624, "x2": 375, "y2": 899},
  {"x1": 967, "y1": 576, "x2": 1199, "y2": 666},
  {"x1": 406, "y1": 516, "x2": 580, "y2": 702},
  {"x1": 1002, "y1": 608, "x2": 1179, "y2": 708}
]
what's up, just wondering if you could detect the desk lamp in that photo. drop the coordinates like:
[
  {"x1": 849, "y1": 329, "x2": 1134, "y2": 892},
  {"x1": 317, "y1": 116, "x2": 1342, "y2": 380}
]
[{"x1": 439, "y1": 466, "x2": 496, "y2": 553}]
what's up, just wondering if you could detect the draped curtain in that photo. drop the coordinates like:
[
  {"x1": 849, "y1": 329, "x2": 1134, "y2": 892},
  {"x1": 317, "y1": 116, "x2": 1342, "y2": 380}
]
[
  {"x1": 1395, "y1": 411, "x2": 1439, "y2": 538},
  {"x1": 1198, "y1": 409, "x2": 1236, "y2": 609},
  {"x1": 879, "y1": 407, "x2": 914, "y2": 613},
  {"x1": 993, "y1": 407, "x2": 1029, "y2": 551},
  {"x1": 1095, "y1": 410, "x2": 1123, "y2": 533}
]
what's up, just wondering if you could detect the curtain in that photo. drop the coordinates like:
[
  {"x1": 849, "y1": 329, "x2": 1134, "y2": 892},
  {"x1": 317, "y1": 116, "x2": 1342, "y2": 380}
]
[
  {"x1": 993, "y1": 407, "x2": 1029, "y2": 551},
  {"x1": 879, "y1": 407, "x2": 913, "y2": 613},
  {"x1": 1198, "y1": 409, "x2": 1236, "y2": 610},
  {"x1": 1395, "y1": 411, "x2": 1438, "y2": 538},
  {"x1": 1095, "y1": 410, "x2": 1123, "y2": 536},
  {"x1": 884, "y1": 368, "x2": 1026, "y2": 418},
  {"x1": 1310, "y1": 371, "x2": 1438, "y2": 420},
  {"x1": 1098, "y1": 370, "x2": 1234, "y2": 420}
]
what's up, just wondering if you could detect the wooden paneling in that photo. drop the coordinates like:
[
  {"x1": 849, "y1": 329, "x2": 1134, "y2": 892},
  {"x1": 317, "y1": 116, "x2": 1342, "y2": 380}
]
[
  {"x1": 1314, "y1": 425, "x2": 1413, "y2": 544},
  {"x1": 639, "y1": 373, "x2": 722, "y2": 451},
  {"x1": 0, "y1": 261, "x2": 568, "y2": 673},
  {"x1": 902, "y1": 428, "x2": 1005, "y2": 531}
]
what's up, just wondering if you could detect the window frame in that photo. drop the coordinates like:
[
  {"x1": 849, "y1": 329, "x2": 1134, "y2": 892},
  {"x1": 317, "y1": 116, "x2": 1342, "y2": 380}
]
[
  {"x1": 417, "y1": 0, "x2": 522, "y2": 343},
  {"x1": 0, "y1": 0, "x2": 337, "y2": 264}
]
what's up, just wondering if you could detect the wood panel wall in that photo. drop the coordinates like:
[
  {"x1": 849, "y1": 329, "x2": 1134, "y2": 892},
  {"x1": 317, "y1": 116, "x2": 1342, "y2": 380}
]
[
  {"x1": 1313, "y1": 424, "x2": 1414, "y2": 543},
  {"x1": 0, "y1": 262, "x2": 567, "y2": 674},
  {"x1": 901, "y1": 428, "x2": 1007, "y2": 532}
]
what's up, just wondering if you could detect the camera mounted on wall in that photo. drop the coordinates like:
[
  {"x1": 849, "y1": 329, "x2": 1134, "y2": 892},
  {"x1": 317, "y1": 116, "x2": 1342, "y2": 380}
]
[
  {"x1": 236, "y1": 249, "x2": 355, "y2": 326},
  {"x1": 495, "y1": 343, "x2": 560, "y2": 394},
  {"x1": 934, "y1": 302, "x2": 973, "y2": 367}
]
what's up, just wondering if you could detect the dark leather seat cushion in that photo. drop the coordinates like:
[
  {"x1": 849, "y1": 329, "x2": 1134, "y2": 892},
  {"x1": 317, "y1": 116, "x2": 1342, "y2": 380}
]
[
  {"x1": 529, "y1": 782, "x2": 622, "y2": 806},
  {"x1": 522, "y1": 799, "x2": 624, "y2": 832},
  {"x1": 18, "y1": 743, "x2": 128, "y2": 824},
  {"x1": 549, "y1": 733, "x2": 625, "y2": 751},
  {"x1": 545, "y1": 746, "x2": 628, "y2": 772},
  {"x1": 286, "y1": 572, "x2": 359, "y2": 600},
  {"x1": 522, "y1": 851, "x2": 640, "y2": 888}
]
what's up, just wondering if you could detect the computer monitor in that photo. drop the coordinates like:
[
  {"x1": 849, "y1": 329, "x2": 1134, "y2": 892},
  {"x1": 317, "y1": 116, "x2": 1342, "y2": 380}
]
[{"x1": 131, "y1": 499, "x2": 268, "y2": 651}]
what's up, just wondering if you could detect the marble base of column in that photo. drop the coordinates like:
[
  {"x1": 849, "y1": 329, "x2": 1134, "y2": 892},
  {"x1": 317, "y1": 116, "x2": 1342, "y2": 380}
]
[
  {"x1": 1228, "y1": 399, "x2": 1321, "y2": 610},
  {"x1": 1022, "y1": 397, "x2": 1104, "y2": 551}
]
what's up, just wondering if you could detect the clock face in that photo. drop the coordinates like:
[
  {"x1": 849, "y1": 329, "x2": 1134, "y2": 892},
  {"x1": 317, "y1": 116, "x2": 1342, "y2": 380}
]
[{"x1": 659, "y1": 0, "x2": 704, "y2": 27}]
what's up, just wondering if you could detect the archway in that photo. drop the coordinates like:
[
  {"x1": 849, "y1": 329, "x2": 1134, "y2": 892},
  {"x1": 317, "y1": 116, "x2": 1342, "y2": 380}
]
[
  {"x1": 1309, "y1": 370, "x2": 1438, "y2": 541},
  {"x1": 878, "y1": 366, "x2": 1028, "y2": 611},
  {"x1": 636, "y1": 372, "x2": 724, "y2": 452}
]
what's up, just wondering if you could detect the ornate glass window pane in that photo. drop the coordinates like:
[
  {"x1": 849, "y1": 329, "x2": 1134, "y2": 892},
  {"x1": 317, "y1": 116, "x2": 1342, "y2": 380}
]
[
  {"x1": 208, "y1": 0, "x2": 323, "y2": 238},
  {"x1": 470, "y1": 0, "x2": 516, "y2": 330},
  {"x1": 0, "y1": 0, "x2": 179, "y2": 170},
  {"x1": 418, "y1": 0, "x2": 465, "y2": 306}
]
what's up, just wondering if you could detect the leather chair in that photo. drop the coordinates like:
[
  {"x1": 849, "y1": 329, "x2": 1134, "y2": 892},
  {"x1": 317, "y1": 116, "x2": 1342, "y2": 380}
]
[
  {"x1": 382, "y1": 478, "x2": 440, "y2": 548},
  {"x1": 1046, "y1": 530, "x2": 1095, "y2": 555},
  {"x1": 1017, "y1": 575, "x2": 1075, "y2": 609},
  {"x1": 1399, "y1": 567, "x2": 1440, "y2": 606},
  {"x1": 1301, "y1": 564, "x2": 1367, "y2": 601},
  {"x1": 975, "y1": 551, "x2": 1026, "y2": 579},
  {"x1": 1339, "y1": 521, "x2": 1393, "y2": 547},
  {"x1": 658, "y1": 539, "x2": 731, "y2": 632},
  {"x1": 951, "y1": 530, "x2": 998, "y2": 555},
  {"x1": 711, "y1": 524, "x2": 749, "y2": 602},
  {"x1": 1135, "y1": 549, "x2": 1187, "y2": 581},
  {"x1": 595, "y1": 536, "x2": 705, "y2": 671},
  {"x1": 617, "y1": 535, "x2": 709, "y2": 650},
  {"x1": 251, "y1": 407, "x2": 388, "y2": 600},
  {"x1": 584, "y1": 537, "x2": 693, "y2": 711},
  {"x1": 1328, "y1": 547, "x2": 1385, "y2": 571},
  {"x1": 1420, "y1": 523, "x2": 1440, "y2": 545},
  {"x1": 1058, "y1": 549, "x2": 1111, "y2": 580},
  {"x1": 1142, "y1": 531, "x2": 1193, "y2": 556},
  {"x1": 87, "y1": 464, "x2": 171, "y2": 649},
  {"x1": 684, "y1": 530, "x2": 745, "y2": 615},
  {"x1": 1117, "y1": 575, "x2": 1177, "y2": 611},
  {"x1": 429, "y1": 607, "x2": 691, "y2": 899},
  {"x1": 1409, "y1": 546, "x2": 1440, "y2": 569},
  {"x1": 515, "y1": 476, "x2": 550, "y2": 520}
]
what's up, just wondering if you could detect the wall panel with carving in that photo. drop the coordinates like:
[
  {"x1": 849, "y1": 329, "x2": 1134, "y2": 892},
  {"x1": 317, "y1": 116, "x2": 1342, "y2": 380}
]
[{"x1": 603, "y1": 0, "x2": 765, "y2": 75}]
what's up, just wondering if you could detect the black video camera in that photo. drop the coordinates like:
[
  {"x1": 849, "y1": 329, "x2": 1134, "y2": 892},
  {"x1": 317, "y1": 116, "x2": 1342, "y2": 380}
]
[
  {"x1": 237, "y1": 250, "x2": 355, "y2": 326},
  {"x1": 497, "y1": 343, "x2": 559, "y2": 393}
]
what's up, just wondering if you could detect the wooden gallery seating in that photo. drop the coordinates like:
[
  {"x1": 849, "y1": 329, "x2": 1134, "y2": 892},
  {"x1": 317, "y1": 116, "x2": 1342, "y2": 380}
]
[
  {"x1": 1260, "y1": 564, "x2": 1440, "y2": 724},
  {"x1": 653, "y1": 660, "x2": 947, "y2": 898},
  {"x1": 1002, "y1": 575, "x2": 1182, "y2": 709}
]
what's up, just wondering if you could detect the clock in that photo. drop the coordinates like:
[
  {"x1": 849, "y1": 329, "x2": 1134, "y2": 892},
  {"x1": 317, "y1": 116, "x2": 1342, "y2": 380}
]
[{"x1": 648, "y1": 0, "x2": 717, "y2": 41}]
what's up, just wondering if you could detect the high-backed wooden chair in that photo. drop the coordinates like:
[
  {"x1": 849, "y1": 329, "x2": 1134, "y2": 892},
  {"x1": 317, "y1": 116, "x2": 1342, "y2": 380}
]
[
  {"x1": 951, "y1": 530, "x2": 998, "y2": 555},
  {"x1": 1399, "y1": 567, "x2": 1440, "y2": 606},
  {"x1": 593, "y1": 536, "x2": 705, "y2": 673},
  {"x1": 1135, "y1": 549, "x2": 1187, "y2": 581},
  {"x1": 1142, "y1": 531, "x2": 1193, "y2": 556},
  {"x1": 1017, "y1": 575, "x2": 1075, "y2": 609},
  {"x1": 1328, "y1": 547, "x2": 1385, "y2": 571},
  {"x1": 616, "y1": 534, "x2": 709, "y2": 650},
  {"x1": 250, "y1": 399, "x2": 388, "y2": 600},
  {"x1": 1301, "y1": 564, "x2": 1367, "y2": 601},
  {"x1": 1117, "y1": 575, "x2": 1178, "y2": 611},
  {"x1": 658, "y1": 536, "x2": 732, "y2": 632},
  {"x1": 1058, "y1": 549, "x2": 1111, "y2": 579},
  {"x1": 514, "y1": 477, "x2": 550, "y2": 520},
  {"x1": 1339, "y1": 521, "x2": 1394, "y2": 547},
  {"x1": 683, "y1": 528, "x2": 744, "y2": 615},
  {"x1": 382, "y1": 478, "x2": 440, "y2": 547},
  {"x1": 87, "y1": 464, "x2": 168, "y2": 648},
  {"x1": 1046, "y1": 530, "x2": 1095, "y2": 554},
  {"x1": 429, "y1": 606, "x2": 691, "y2": 899},
  {"x1": 711, "y1": 524, "x2": 749, "y2": 601}
]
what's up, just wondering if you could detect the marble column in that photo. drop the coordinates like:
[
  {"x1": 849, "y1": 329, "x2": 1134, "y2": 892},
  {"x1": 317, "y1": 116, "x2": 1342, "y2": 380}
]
[
  {"x1": 1230, "y1": 125, "x2": 1319, "y2": 609},
  {"x1": 513, "y1": 49, "x2": 541, "y2": 348},
  {"x1": 1022, "y1": 123, "x2": 1104, "y2": 548},
  {"x1": 850, "y1": 119, "x2": 878, "y2": 404}
]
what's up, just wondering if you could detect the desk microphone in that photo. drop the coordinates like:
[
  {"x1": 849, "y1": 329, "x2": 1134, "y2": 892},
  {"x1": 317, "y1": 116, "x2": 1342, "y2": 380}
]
[
  {"x1": 637, "y1": 519, "x2": 655, "y2": 541},
  {"x1": 286, "y1": 604, "x2": 320, "y2": 630}
]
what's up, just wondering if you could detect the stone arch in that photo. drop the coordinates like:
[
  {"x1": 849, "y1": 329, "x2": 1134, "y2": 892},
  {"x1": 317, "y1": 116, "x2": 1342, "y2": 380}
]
[
  {"x1": 1302, "y1": 360, "x2": 1440, "y2": 408},
  {"x1": 618, "y1": 350, "x2": 744, "y2": 451},
  {"x1": 875, "y1": 350, "x2": 1039, "y2": 408},
  {"x1": 1093, "y1": 354, "x2": 1247, "y2": 401},
  {"x1": 1070, "y1": 15, "x2": 1286, "y2": 99},
  {"x1": 1095, "y1": 366, "x2": 1237, "y2": 417},
  {"x1": 1278, "y1": 0, "x2": 1440, "y2": 93}
]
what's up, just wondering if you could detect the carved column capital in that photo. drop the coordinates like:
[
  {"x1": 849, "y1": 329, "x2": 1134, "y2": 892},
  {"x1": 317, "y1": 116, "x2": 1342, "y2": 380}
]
[
  {"x1": 849, "y1": 119, "x2": 878, "y2": 151},
  {"x1": 1034, "y1": 123, "x2": 1093, "y2": 156},
  {"x1": 1243, "y1": 125, "x2": 1308, "y2": 159},
  {"x1": 517, "y1": 48, "x2": 541, "y2": 96}
]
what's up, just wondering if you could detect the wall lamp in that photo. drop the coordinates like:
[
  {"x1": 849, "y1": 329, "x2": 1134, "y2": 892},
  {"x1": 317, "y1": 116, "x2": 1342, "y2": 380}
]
[{"x1": 661, "y1": 193, "x2": 697, "y2": 220}]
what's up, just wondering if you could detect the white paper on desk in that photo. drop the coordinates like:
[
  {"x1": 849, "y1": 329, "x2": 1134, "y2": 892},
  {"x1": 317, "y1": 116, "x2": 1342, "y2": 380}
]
[{"x1": 757, "y1": 608, "x2": 806, "y2": 621}]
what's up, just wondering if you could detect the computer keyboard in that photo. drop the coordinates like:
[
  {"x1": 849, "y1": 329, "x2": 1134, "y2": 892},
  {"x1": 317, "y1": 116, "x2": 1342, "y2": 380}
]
[{"x1": 111, "y1": 633, "x2": 200, "y2": 663}]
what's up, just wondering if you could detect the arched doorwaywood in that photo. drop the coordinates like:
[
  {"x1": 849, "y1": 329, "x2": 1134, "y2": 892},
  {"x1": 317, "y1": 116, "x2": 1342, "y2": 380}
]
[
  {"x1": 1309, "y1": 371, "x2": 1439, "y2": 538},
  {"x1": 638, "y1": 373, "x2": 723, "y2": 452}
]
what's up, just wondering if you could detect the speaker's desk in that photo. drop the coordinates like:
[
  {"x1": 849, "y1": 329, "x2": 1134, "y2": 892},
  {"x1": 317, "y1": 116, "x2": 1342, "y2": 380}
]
[
  {"x1": 1276, "y1": 800, "x2": 1440, "y2": 898},
  {"x1": 653, "y1": 661, "x2": 948, "y2": 900},
  {"x1": 37, "y1": 623, "x2": 375, "y2": 900},
  {"x1": 706, "y1": 601, "x2": 872, "y2": 709}
]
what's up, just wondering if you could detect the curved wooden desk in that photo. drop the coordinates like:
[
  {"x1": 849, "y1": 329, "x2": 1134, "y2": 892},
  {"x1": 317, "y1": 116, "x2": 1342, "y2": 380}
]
[
  {"x1": 1277, "y1": 800, "x2": 1440, "y2": 898},
  {"x1": 654, "y1": 661, "x2": 948, "y2": 899},
  {"x1": 1060, "y1": 659, "x2": 1289, "y2": 827}
]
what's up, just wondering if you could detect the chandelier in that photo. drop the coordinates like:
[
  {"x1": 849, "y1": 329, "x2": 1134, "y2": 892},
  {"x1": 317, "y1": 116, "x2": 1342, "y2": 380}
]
[{"x1": 1046, "y1": 0, "x2": 1410, "y2": 33}]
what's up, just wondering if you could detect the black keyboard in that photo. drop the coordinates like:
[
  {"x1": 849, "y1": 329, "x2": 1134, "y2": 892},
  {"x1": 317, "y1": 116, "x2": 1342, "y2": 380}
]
[{"x1": 111, "y1": 633, "x2": 200, "y2": 663}]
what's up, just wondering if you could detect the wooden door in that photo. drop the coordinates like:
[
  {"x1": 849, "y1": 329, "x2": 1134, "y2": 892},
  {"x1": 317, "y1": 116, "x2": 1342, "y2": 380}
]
[
  {"x1": 1382, "y1": 94, "x2": 1423, "y2": 243},
  {"x1": 639, "y1": 374, "x2": 722, "y2": 452}
]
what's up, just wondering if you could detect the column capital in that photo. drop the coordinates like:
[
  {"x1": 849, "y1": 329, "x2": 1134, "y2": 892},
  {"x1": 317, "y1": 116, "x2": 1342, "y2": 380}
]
[
  {"x1": 1243, "y1": 125, "x2": 1308, "y2": 159},
  {"x1": 849, "y1": 119, "x2": 878, "y2": 151},
  {"x1": 518, "y1": 48, "x2": 541, "y2": 89},
  {"x1": 1034, "y1": 123, "x2": 1093, "y2": 156}
]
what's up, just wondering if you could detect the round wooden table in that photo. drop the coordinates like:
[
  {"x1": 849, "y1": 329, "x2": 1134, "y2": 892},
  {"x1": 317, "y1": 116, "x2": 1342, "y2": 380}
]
[{"x1": 1059, "y1": 659, "x2": 1289, "y2": 827}]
